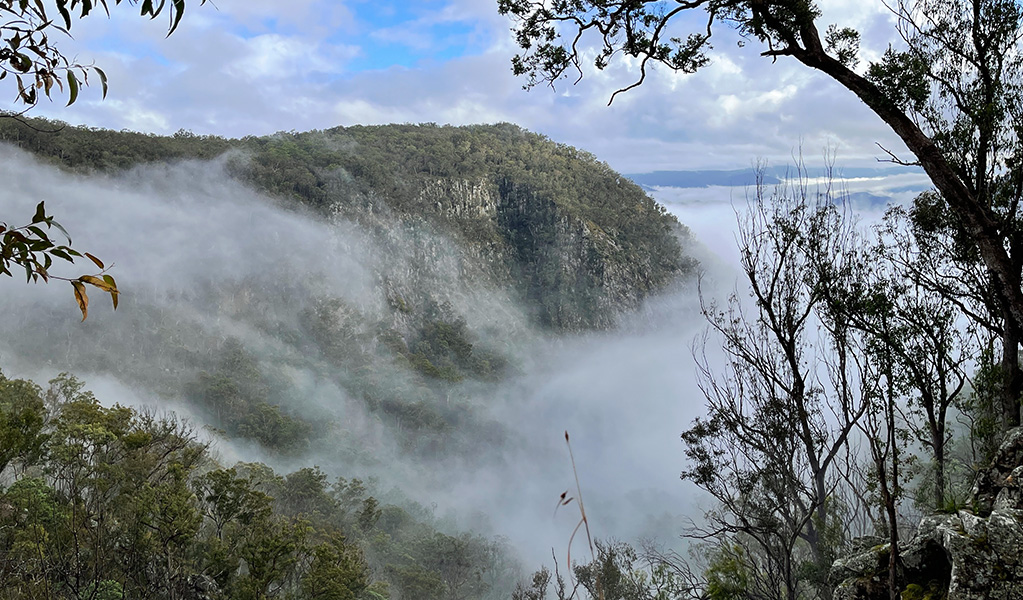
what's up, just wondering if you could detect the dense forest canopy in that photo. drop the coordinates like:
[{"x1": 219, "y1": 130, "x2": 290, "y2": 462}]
[{"x1": 0, "y1": 369, "x2": 516, "y2": 600}]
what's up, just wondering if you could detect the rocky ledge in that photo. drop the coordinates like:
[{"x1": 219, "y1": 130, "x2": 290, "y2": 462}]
[{"x1": 832, "y1": 428, "x2": 1023, "y2": 600}]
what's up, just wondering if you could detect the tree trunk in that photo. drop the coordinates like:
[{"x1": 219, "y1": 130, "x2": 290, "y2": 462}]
[
  {"x1": 933, "y1": 428, "x2": 945, "y2": 510},
  {"x1": 792, "y1": 43, "x2": 1023, "y2": 350},
  {"x1": 1002, "y1": 310, "x2": 1022, "y2": 430}
]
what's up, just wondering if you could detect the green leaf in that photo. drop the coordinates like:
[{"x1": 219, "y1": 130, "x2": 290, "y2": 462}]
[
  {"x1": 94, "y1": 66, "x2": 108, "y2": 99},
  {"x1": 49, "y1": 219, "x2": 71, "y2": 243},
  {"x1": 32, "y1": 201, "x2": 45, "y2": 224},
  {"x1": 66, "y1": 70, "x2": 79, "y2": 106},
  {"x1": 26, "y1": 226, "x2": 50, "y2": 242},
  {"x1": 50, "y1": 248, "x2": 73, "y2": 262},
  {"x1": 102, "y1": 274, "x2": 118, "y2": 309}
]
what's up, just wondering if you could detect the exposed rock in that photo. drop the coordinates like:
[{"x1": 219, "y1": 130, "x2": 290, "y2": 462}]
[
  {"x1": 974, "y1": 427, "x2": 1023, "y2": 515},
  {"x1": 831, "y1": 427, "x2": 1023, "y2": 599}
]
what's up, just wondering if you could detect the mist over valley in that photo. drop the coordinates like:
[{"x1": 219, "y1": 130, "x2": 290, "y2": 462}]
[{"x1": 0, "y1": 120, "x2": 727, "y2": 597}]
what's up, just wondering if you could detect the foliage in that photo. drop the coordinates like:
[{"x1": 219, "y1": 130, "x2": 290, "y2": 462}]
[
  {"x1": 1, "y1": 201, "x2": 119, "y2": 320},
  {"x1": 186, "y1": 338, "x2": 313, "y2": 452},
  {"x1": 514, "y1": 540, "x2": 697, "y2": 600},
  {"x1": 0, "y1": 370, "x2": 45, "y2": 478},
  {"x1": 0, "y1": 369, "x2": 514, "y2": 600},
  {"x1": 0, "y1": 0, "x2": 205, "y2": 108}
]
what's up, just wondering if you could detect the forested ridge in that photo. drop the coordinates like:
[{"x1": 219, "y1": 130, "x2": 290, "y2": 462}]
[
  {"x1": 0, "y1": 116, "x2": 685, "y2": 292},
  {"x1": 0, "y1": 114, "x2": 693, "y2": 454}
]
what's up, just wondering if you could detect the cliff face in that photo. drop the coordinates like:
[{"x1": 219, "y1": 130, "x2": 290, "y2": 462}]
[
  {"x1": 495, "y1": 178, "x2": 668, "y2": 329},
  {"x1": 307, "y1": 124, "x2": 694, "y2": 333},
  {"x1": 832, "y1": 428, "x2": 1023, "y2": 600}
]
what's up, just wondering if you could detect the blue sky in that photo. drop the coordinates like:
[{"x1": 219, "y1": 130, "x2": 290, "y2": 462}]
[{"x1": 23, "y1": 0, "x2": 915, "y2": 174}]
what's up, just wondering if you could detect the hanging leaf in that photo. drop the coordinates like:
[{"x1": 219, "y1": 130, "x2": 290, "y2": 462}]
[
  {"x1": 103, "y1": 274, "x2": 119, "y2": 309},
  {"x1": 167, "y1": 0, "x2": 185, "y2": 35},
  {"x1": 66, "y1": 70, "x2": 78, "y2": 106},
  {"x1": 72, "y1": 280, "x2": 88, "y2": 321},
  {"x1": 84, "y1": 251, "x2": 104, "y2": 269},
  {"x1": 94, "y1": 65, "x2": 107, "y2": 98}
]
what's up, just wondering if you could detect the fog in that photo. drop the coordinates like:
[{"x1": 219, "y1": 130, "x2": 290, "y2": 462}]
[{"x1": 0, "y1": 145, "x2": 925, "y2": 584}]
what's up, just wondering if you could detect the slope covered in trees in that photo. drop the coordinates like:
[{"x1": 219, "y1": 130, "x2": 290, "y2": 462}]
[
  {"x1": 0, "y1": 118, "x2": 700, "y2": 600},
  {"x1": 0, "y1": 117, "x2": 694, "y2": 453},
  {"x1": 0, "y1": 370, "x2": 515, "y2": 600}
]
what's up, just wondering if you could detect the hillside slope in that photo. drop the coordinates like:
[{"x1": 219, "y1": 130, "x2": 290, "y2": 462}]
[
  {"x1": 0, "y1": 118, "x2": 695, "y2": 455},
  {"x1": 0, "y1": 118, "x2": 692, "y2": 330}
]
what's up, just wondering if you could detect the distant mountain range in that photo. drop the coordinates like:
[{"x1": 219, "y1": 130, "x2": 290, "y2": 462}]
[{"x1": 626, "y1": 166, "x2": 925, "y2": 190}]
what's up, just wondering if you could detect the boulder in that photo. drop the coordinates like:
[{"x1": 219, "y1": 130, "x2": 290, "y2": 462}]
[{"x1": 831, "y1": 428, "x2": 1023, "y2": 599}]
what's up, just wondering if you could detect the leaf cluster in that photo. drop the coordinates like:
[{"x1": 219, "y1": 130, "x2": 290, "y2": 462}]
[
  {"x1": 499, "y1": 0, "x2": 826, "y2": 101},
  {"x1": 1, "y1": 200, "x2": 118, "y2": 320},
  {"x1": 0, "y1": 0, "x2": 204, "y2": 108}
]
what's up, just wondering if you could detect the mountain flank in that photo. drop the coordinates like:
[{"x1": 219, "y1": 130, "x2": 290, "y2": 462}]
[
  {"x1": 0, "y1": 117, "x2": 695, "y2": 456},
  {"x1": 0, "y1": 118, "x2": 693, "y2": 330}
]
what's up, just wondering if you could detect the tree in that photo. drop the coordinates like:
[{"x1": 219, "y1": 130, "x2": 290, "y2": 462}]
[
  {"x1": 0, "y1": 369, "x2": 47, "y2": 478},
  {"x1": 301, "y1": 534, "x2": 371, "y2": 600},
  {"x1": 1, "y1": 0, "x2": 205, "y2": 318},
  {"x1": 499, "y1": 0, "x2": 1023, "y2": 431},
  {"x1": 682, "y1": 175, "x2": 866, "y2": 600}
]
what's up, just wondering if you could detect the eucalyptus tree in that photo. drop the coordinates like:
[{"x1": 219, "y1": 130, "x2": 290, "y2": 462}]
[
  {"x1": 500, "y1": 0, "x2": 1023, "y2": 430},
  {"x1": 683, "y1": 176, "x2": 868, "y2": 600}
]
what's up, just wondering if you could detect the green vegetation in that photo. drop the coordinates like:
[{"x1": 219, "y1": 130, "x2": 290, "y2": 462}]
[
  {"x1": 186, "y1": 338, "x2": 313, "y2": 453},
  {"x1": 0, "y1": 370, "x2": 515, "y2": 600}
]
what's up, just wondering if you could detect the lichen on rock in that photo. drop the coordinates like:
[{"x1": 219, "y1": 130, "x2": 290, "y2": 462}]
[{"x1": 831, "y1": 427, "x2": 1023, "y2": 599}]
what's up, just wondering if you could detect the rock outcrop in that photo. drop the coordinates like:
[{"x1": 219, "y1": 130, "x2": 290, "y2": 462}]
[{"x1": 832, "y1": 428, "x2": 1023, "y2": 599}]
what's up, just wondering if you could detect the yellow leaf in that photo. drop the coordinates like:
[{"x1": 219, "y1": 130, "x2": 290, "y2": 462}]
[
  {"x1": 84, "y1": 252, "x2": 104, "y2": 269},
  {"x1": 72, "y1": 280, "x2": 88, "y2": 321},
  {"x1": 80, "y1": 274, "x2": 115, "y2": 292}
]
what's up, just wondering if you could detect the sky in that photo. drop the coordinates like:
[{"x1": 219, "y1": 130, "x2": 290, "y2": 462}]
[{"x1": 21, "y1": 0, "x2": 917, "y2": 174}]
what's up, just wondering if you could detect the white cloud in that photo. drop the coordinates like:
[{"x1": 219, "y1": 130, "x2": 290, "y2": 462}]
[
  {"x1": 225, "y1": 34, "x2": 359, "y2": 81},
  {"x1": 17, "y1": 1, "x2": 917, "y2": 173}
]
